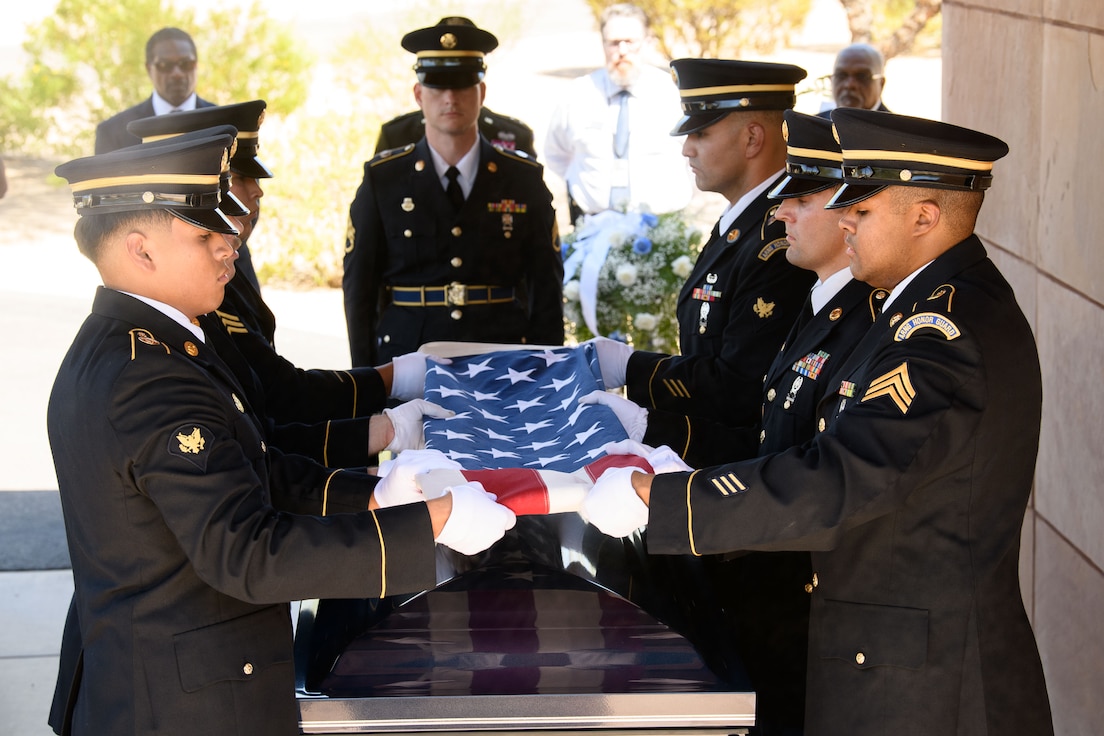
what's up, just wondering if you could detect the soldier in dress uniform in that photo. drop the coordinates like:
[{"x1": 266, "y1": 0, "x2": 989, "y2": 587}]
[
  {"x1": 342, "y1": 18, "x2": 564, "y2": 366},
  {"x1": 591, "y1": 59, "x2": 816, "y2": 460},
  {"x1": 375, "y1": 19, "x2": 537, "y2": 159},
  {"x1": 126, "y1": 101, "x2": 444, "y2": 467},
  {"x1": 582, "y1": 109, "x2": 1054, "y2": 736},
  {"x1": 47, "y1": 134, "x2": 515, "y2": 736}
]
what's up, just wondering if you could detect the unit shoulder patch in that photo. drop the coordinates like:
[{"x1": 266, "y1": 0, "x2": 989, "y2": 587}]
[
  {"x1": 758, "y1": 237, "x2": 789, "y2": 261},
  {"x1": 168, "y1": 424, "x2": 211, "y2": 470},
  {"x1": 893, "y1": 312, "x2": 962, "y2": 342}
]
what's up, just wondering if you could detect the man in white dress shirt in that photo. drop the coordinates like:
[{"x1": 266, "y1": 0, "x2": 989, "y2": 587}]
[{"x1": 544, "y1": 4, "x2": 692, "y2": 222}]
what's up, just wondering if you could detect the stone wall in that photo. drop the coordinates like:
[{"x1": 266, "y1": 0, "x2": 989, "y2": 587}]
[{"x1": 944, "y1": 2, "x2": 1104, "y2": 733}]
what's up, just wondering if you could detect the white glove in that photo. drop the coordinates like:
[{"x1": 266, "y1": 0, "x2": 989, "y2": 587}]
[
  {"x1": 579, "y1": 466, "x2": 649, "y2": 537},
  {"x1": 390, "y1": 351, "x2": 452, "y2": 401},
  {"x1": 382, "y1": 399, "x2": 454, "y2": 452},
  {"x1": 585, "y1": 337, "x2": 633, "y2": 389},
  {"x1": 374, "y1": 449, "x2": 462, "y2": 508},
  {"x1": 578, "y1": 390, "x2": 647, "y2": 441},
  {"x1": 435, "y1": 482, "x2": 517, "y2": 555},
  {"x1": 600, "y1": 439, "x2": 693, "y2": 474}
]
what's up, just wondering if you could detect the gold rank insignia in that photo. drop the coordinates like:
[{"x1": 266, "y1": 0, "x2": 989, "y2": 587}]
[
  {"x1": 861, "y1": 362, "x2": 916, "y2": 414},
  {"x1": 710, "y1": 472, "x2": 748, "y2": 496},
  {"x1": 176, "y1": 427, "x2": 205, "y2": 454},
  {"x1": 753, "y1": 297, "x2": 776, "y2": 319},
  {"x1": 215, "y1": 309, "x2": 247, "y2": 335},
  {"x1": 662, "y1": 378, "x2": 691, "y2": 399},
  {"x1": 894, "y1": 312, "x2": 962, "y2": 342},
  {"x1": 169, "y1": 424, "x2": 212, "y2": 469}
]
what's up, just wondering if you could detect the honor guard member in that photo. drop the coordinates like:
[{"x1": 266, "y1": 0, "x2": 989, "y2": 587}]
[
  {"x1": 591, "y1": 59, "x2": 815, "y2": 459},
  {"x1": 130, "y1": 99, "x2": 272, "y2": 293},
  {"x1": 582, "y1": 110, "x2": 1053, "y2": 736},
  {"x1": 342, "y1": 18, "x2": 564, "y2": 366},
  {"x1": 47, "y1": 135, "x2": 514, "y2": 736},
  {"x1": 375, "y1": 19, "x2": 538, "y2": 159},
  {"x1": 127, "y1": 103, "x2": 443, "y2": 468}
]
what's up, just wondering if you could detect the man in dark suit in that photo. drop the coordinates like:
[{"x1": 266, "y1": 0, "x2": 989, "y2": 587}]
[
  {"x1": 591, "y1": 59, "x2": 815, "y2": 460},
  {"x1": 816, "y1": 43, "x2": 891, "y2": 119},
  {"x1": 94, "y1": 27, "x2": 215, "y2": 154},
  {"x1": 48, "y1": 133, "x2": 515, "y2": 735},
  {"x1": 583, "y1": 109, "x2": 1054, "y2": 735},
  {"x1": 343, "y1": 18, "x2": 563, "y2": 366}
]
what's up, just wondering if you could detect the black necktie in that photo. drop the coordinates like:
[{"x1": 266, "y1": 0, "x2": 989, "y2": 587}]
[
  {"x1": 794, "y1": 292, "x2": 815, "y2": 334},
  {"x1": 445, "y1": 166, "x2": 464, "y2": 210}
]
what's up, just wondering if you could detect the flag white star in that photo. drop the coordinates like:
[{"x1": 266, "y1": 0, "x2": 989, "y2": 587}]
[
  {"x1": 557, "y1": 386, "x2": 581, "y2": 412},
  {"x1": 471, "y1": 390, "x2": 501, "y2": 401},
  {"x1": 535, "y1": 349, "x2": 570, "y2": 367},
  {"x1": 481, "y1": 447, "x2": 522, "y2": 459},
  {"x1": 560, "y1": 403, "x2": 590, "y2": 429},
  {"x1": 519, "y1": 439, "x2": 560, "y2": 451},
  {"x1": 497, "y1": 367, "x2": 537, "y2": 385},
  {"x1": 542, "y1": 376, "x2": 575, "y2": 392},
  {"x1": 446, "y1": 450, "x2": 480, "y2": 462},
  {"x1": 477, "y1": 427, "x2": 514, "y2": 441},
  {"x1": 459, "y1": 358, "x2": 495, "y2": 378},
  {"x1": 527, "y1": 453, "x2": 570, "y2": 467},
  {"x1": 431, "y1": 429, "x2": 476, "y2": 442},
  {"x1": 565, "y1": 421, "x2": 604, "y2": 449},
  {"x1": 428, "y1": 385, "x2": 468, "y2": 399},
  {"x1": 477, "y1": 408, "x2": 510, "y2": 424},
  {"x1": 428, "y1": 364, "x2": 455, "y2": 379},
  {"x1": 506, "y1": 397, "x2": 544, "y2": 412},
  {"x1": 522, "y1": 419, "x2": 553, "y2": 434}
]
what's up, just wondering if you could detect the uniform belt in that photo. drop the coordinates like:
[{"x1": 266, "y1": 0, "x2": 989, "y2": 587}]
[{"x1": 391, "y1": 283, "x2": 516, "y2": 307}]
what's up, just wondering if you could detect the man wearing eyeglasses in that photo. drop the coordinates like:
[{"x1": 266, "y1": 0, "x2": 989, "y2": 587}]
[
  {"x1": 818, "y1": 43, "x2": 890, "y2": 117},
  {"x1": 544, "y1": 3, "x2": 691, "y2": 222},
  {"x1": 94, "y1": 27, "x2": 215, "y2": 155}
]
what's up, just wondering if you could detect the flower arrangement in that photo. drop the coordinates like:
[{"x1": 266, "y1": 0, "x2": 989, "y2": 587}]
[{"x1": 562, "y1": 209, "x2": 703, "y2": 351}]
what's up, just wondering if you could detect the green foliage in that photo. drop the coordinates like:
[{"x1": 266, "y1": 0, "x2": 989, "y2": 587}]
[
  {"x1": 0, "y1": 0, "x2": 311, "y2": 156},
  {"x1": 585, "y1": 0, "x2": 812, "y2": 59}
]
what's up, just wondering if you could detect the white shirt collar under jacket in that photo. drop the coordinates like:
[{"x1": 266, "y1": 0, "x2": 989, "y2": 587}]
[
  {"x1": 151, "y1": 92, "x2": 198, "y2": 116},
  {"x1": 429, "y1": 139, "x2": 480, "y2": 200},
  {"x1": 119, "y1": 290, "x2": 205, "y2": 342},
  {"x1": 719, "y1": 169, "x2": 783, "y2": 235},
  {"x1": 810, "y1": 267, "x2": 854, "y2": 315}
]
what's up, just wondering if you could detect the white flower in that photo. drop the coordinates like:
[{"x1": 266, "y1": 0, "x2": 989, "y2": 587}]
[
  {"x1": 615, "y1": 263, "x2": 638, "y2": 286},
  {"x1": 634, "y1": 312, "x2": 657, "y2": 331},
  {"x1": 671, "y1": 255, "x2": 694, "y2": 279},
  {"x1": 563, "y1": 280, "x2": 581, "y2": 301}
]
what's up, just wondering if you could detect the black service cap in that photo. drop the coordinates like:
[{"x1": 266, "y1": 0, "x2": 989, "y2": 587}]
[
  {"x1": 669, "y1": 58, "x2": 807, "y2": 136},
  {"x1": 769, "y1": 110, "x2": 843, "y2": 199},
  {"x1": 827, "y1": 108, "x2": 1010, "y2": 209},
  {"x1": 402, "y1": 17, "x2": 498, "y2": 89}
]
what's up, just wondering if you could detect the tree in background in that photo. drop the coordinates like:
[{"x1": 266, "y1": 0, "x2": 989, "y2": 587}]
[
  {"x1": 0, "y1": 0, "x2": 311, "y2": 157},
  {"x1": 840, "y1": 0, "x2": 942, "y2": 58},
  {"x1": 585, "y1": 0, "x2": 813, "y2": 59}
]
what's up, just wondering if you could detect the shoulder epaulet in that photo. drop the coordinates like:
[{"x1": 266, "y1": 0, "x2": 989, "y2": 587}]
[
  {"x1": 761, "y1": 203, "x2": 782, "y2": 238},
  {"x1": 868, "y1": 288, "x2": 890, "y2": 321},
  {"x1": 491, "y1": 144, "x2": 540, "y2": 168},
  {"x1": 924, "y1": 283, "x2": 957, "y2": 312},
  {"x1": 128, "y1": 328, "x2": 170, "y2": 360},
  {"x1": 369, "y1": 144, "x2": 416, "y2": 167}
]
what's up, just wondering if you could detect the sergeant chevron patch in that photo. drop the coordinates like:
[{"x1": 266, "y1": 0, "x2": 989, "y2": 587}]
[
  {"x1": 214, "y1": 309, "x2": 247, "y2": 335},
  {"x1": 861, "y1": 362, "x2": 915, "y2": 414}
]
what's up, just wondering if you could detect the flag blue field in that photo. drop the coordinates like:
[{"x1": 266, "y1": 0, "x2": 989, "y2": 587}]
[{"x1": 423, "y1": 345, "x2": 628, "y2": 472}]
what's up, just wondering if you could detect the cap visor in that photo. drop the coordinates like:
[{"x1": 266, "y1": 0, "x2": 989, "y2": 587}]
[
  {"x1": 769, "y1": 175, "x2": 836, "y2": 200},
  {"x1": 826, "y1": 182, "x2": 888, "y2": 209},
  {"x1": 169, "y1": 207, "x2": 240, "y2": 235},
  {"x1": 231, "y1": 157, "x2": 274, "y2": 179},
  {"x1": 670, "y1": 111, "x2": 726, "y2": 136},
  {"x1": 220, "y1": 190, "x2": 250, "y2": 217},
  {"x1": 418, "y1": 70, "x2": 483, "y2": 88}
]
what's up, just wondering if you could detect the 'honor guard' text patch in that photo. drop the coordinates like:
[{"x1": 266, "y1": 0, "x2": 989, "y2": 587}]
[
  {"x1": 757, "y1": 237, "x2": 789, "y2": 261},
  {"x1": 169, "y1": 424, "x2": 211, "y2": 470},
  {"x1": 894, "y1": 312, "x2": 961, "y2": 342}
]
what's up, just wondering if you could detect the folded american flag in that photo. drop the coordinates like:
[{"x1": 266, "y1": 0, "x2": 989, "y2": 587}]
[{"x1": 422, "y1": 345, "x2": 629, "y2": 473}]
